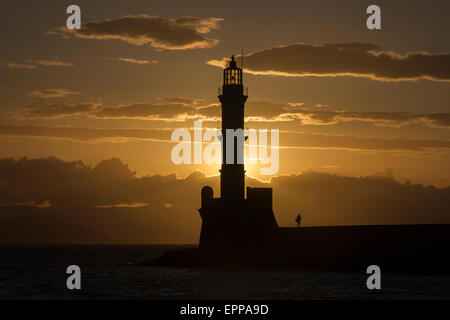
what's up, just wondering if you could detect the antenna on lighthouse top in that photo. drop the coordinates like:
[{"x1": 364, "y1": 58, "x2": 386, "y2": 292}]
[{"x1": 241, "y1": 44, "x2": 244, "y2": 71}]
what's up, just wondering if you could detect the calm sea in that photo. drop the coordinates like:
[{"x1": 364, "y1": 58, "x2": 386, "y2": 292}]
[{"x1": 0, "y1": 245, "x2": 449, "y2": 300}]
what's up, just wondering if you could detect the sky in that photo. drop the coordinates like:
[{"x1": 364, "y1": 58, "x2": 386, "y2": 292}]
[
  {"x1": 1, "y1": 0, "x2": 449, "y2": 185},
  {"x1": 0, "y1": 0, "x2": 449, "y2": 242}
]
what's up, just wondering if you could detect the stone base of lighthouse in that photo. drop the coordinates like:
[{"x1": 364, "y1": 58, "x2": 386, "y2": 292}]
[{"x1": 198, "y1": 186, "x2": 279, "y2": 256}]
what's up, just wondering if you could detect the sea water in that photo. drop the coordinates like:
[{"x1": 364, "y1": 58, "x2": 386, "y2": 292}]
[{"x1": 0, "y1": 245, "x2": 449, "y2": 300}]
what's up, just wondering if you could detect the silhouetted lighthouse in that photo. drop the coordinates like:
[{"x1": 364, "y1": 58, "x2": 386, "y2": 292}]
[
  {"x1": 219, "y1": 55, "x2": 247, "y2": 201},
  {"x1": 199, "y1": 55, "x2": 278, "y2": 254}
]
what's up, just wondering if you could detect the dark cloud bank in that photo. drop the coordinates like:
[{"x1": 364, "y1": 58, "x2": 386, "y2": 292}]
[{"x1": 0, "y1": 157, "x2": 449, "y2": 244}]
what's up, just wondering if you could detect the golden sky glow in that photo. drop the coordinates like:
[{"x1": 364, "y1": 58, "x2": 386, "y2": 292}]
[{"x1": 0, "y1": 0, "x2": 449, "y2": 242}]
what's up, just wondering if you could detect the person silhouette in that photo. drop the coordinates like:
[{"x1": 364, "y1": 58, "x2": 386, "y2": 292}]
[{"x1": 295, "y1": 214, "x2": 302, "y2": 228}]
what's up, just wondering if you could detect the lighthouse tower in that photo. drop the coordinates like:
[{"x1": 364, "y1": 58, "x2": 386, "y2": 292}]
[
  {"x1": 219, "y1": 55, "x2": 247, "y2": 201},
  {"x1": 198, "y1": 55, "x2": 278, "y2": 255}
]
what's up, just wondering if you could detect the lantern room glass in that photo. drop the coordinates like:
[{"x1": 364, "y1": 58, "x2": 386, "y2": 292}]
[{"x1": 224, "y1": 68, "x2": 242, "y2": 85}]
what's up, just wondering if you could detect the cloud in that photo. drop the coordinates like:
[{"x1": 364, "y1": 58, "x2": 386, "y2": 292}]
[
  {"x1": 92, "y1": 103, "x2": 197, "y2": 121},
  {"x1": 55, "y1": 14, "x2": 223, "y2": 50},
  {"x1": 0, "y1": 157, "x2": 448, "y2": 243},
  {"x1": 14, "y1": 100, "x2": 217, "y2": 121},
  {"x1": 17, "y1": 103, "x2": 97, "y2": 119},
  {"x1": 0, "y1": 125, "x2": 172, "y2": 143},
  {"x1": 1, "y1": 124, "x2": 449, "y2": 154},
  {"x1": 6, "y1": 63, "x2": 37, "y2": 70},
  {"x1": 116, "y1": 57, "x2": 158, "y2": 64},
  {"x1": 12, "y1": 99, "x2": 450, "y2": 129},
  {"x1": 95, "y1": 202, "x2": 148, "y2": 208},
  {"x1": 272, "y1": 108, "x2": 450, "y2": 129},
  {"x1": 29, "y1": 89, "x2": 82, "y2": 99},
  {"x1": 91, "y1": 101, "x2": 220, "y2": 121},
  {"x1": 207, "y1": 43, "x2": 450, "y2": 82},
  {"x1": 26, "y1": 59, "x2": 74, "y2": 67},
  {"x1": 157, "y1": 97, "x2": 206, "y2": 105},
  {"x1": 279, "y1": 131, "x2": 450, "y2": 153},
  {"x1": 4, "y1": 59, "x2": 73, "y2": 70},
  {"x1": 0, "y1": 200, "x2": 51, "y2": 208},
  {"x1": 99, "y1": 57, "x2": 158, "y2": 65},
  {"x1": 244, "y1": 102, "x2": 450, "y2": 129}
]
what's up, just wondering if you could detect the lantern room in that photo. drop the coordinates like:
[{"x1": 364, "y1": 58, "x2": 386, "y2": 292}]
[{"x1": 223, "y1": 55, "x2": 242, "y2": 86}]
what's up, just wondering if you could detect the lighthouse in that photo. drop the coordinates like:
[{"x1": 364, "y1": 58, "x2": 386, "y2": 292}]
[
  {"x1": 198, "y1": 55, "x2": 278, "y2": 254},
  {"x1": 219, "y1": 55, "x2": 247, "y2": 201}
]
